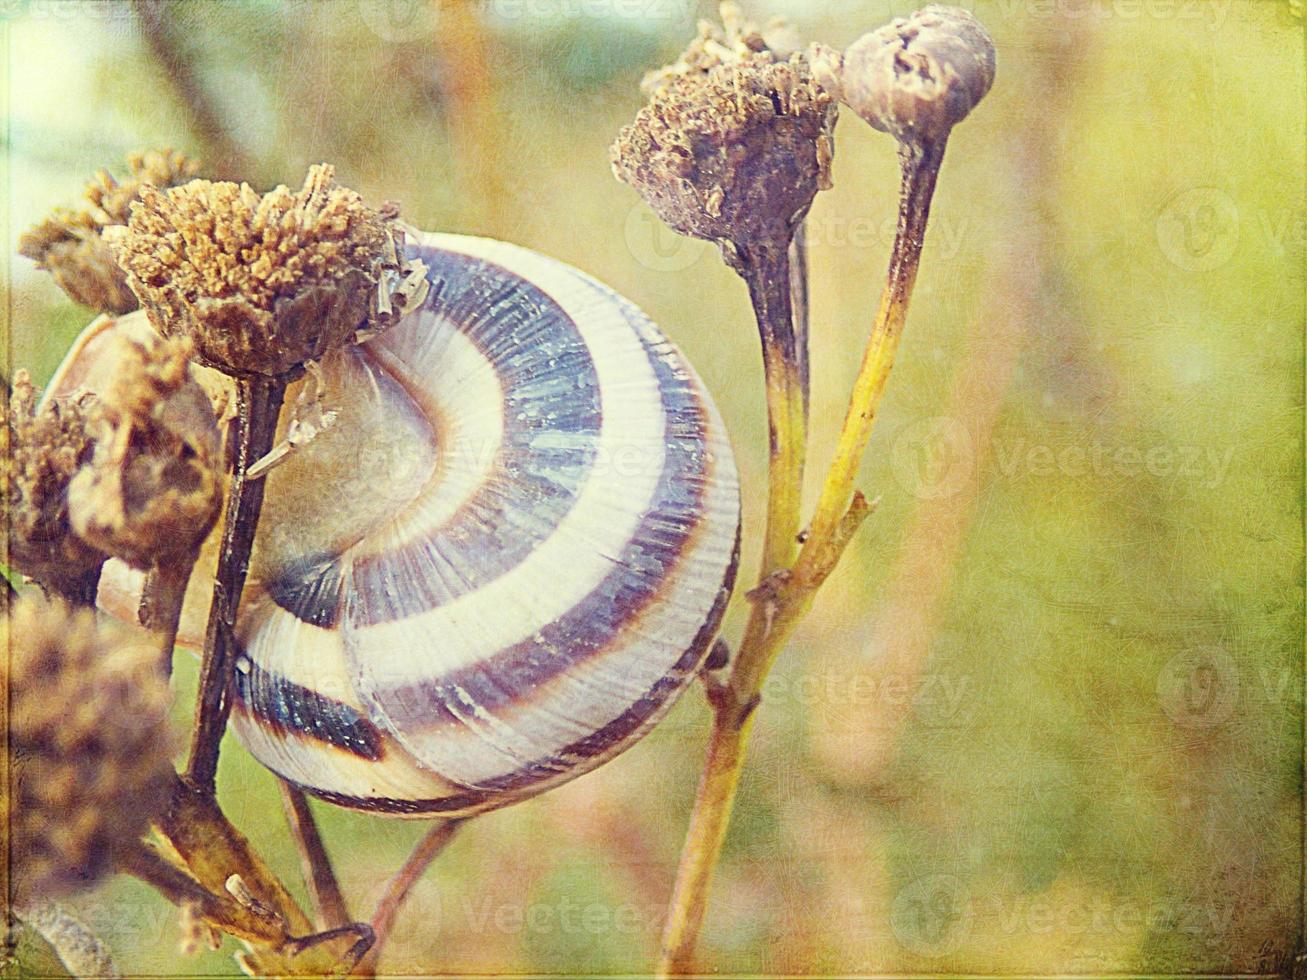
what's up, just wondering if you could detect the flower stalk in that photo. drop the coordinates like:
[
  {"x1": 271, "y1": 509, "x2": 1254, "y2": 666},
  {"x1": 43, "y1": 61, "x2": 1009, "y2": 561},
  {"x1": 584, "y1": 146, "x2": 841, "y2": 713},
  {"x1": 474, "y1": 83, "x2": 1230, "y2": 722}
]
[
  {"x1": 185, "y1": 373, "x2": 286, "y2": 791},
  {"x1": 639, "y1": 6, "x2": 996, "y2": 973}
]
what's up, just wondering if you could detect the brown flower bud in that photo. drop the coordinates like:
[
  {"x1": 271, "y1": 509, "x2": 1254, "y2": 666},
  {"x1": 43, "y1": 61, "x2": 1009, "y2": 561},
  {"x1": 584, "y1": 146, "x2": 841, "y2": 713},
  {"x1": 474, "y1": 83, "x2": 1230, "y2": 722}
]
[
  {"x1": 611, "y1": 4, "x2": 837, "y2": 250},
  {"x1": 4, "y1": 594, "x2": 176, "y2": 902},
  {"x1": 108, "y1": 164, "x2": 424, "y2": 378},
  {"x1": 18, "y1": 150, "x2": 201, "y2": 315},
  {"x1": 1, "y1": 373, "x2": 106, "y2": 601},
  {"x1": 67, "y1": 332, "x2": 222, "y2": 569},
  {"x1": 841, "y1": 5, "x2": 996, "y2": 146}
]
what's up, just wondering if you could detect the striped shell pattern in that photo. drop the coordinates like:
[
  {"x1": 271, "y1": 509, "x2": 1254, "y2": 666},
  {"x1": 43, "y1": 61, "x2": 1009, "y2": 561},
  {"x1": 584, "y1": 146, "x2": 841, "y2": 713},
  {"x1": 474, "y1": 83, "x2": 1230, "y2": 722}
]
[{"x1": 78, "y1": 233, "x2": 741, "y2": 816}]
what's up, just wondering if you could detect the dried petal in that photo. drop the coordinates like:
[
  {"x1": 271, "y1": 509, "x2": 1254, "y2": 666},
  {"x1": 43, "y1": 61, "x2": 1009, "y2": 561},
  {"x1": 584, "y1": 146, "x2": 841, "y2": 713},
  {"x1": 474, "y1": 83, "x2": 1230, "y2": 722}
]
[
  {"x1": 109, "y1": 164, "x2": 418, "y2": 378},
  {"x1": 1, "y1": 372, "x2": 106, "y2": 599},
  {"x1": 68, "y1": 332, "x2": 222, "y2": 568},
  {"x1": 18, "y1": 150, "x2": 200, "y2": 314}
]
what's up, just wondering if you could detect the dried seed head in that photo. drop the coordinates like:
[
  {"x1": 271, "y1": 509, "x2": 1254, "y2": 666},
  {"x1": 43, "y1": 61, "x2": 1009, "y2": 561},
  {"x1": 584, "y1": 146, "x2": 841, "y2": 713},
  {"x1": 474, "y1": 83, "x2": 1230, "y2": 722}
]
[
  {"x1": 18, "y1": 150, "x2": 201, "y2": 315},
  {"x1": 67, "y1": 332, "x2": 223, "y2": 568},
  {"x1": 611, "y1": 3, "x2": 837, "y2": 250},
  {"x1": 1, "y1": 373, "x2": 107, "y2": 599},
  {"x1": 108, "y1": 164, "x2": 422, "y2": 378},
  {"x1": 4, "y1": 594, "x2": 176, "y2": 902},
  {"x1": 841, "y1": 5, "x2": 995, "y2": 146}
]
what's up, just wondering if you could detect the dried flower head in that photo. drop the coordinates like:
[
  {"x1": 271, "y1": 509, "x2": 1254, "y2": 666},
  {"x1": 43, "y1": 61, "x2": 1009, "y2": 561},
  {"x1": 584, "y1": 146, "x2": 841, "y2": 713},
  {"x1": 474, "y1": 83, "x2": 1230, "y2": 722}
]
[
  {"x1": 840, "y1": 5, "x2": 996, "y2": 146},
  {"x1": 4, "y1": 594, "x2": 176, "y2": 902},
  {"x1": 18, "y1": 150, "x2": 201, "y2": 314},
  {"x1": 611, "y1": 3, "x2": 837, "y2": 250},
  {"x1": 1, "y1": 373, "x2": 106, "y2": 600},
  {"x1": 109, "y1": 164, "x2": 427, "y2": 378},
  {"x1": 67, "y1": 332, "x2": 223, "y2": 568}
]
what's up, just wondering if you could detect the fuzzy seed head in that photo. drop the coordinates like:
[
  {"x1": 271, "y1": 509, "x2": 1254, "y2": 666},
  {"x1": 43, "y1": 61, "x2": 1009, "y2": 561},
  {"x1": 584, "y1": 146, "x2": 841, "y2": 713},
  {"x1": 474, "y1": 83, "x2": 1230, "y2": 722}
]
[
  {"x1": 109, "y1": 164, "x2": 415, "y2": 378},
  {"x1": 841, "y1": 5, "x2": 995, "y2": 145},
  {"x1": 67, "y1": 332, "x2": 223, "y2": 568},
  {"x1": 4, "y1": 594, "x2": 176, "y2": 902},
  {"x1": 611, "y1": 4, "x2": 837, "y2": 249},
  {"x1": 1, "y1": 373, "x2": 107, "y2": 599},
  {"x1": 18, "y1": 150, "x2": 201, "y2": 315}
]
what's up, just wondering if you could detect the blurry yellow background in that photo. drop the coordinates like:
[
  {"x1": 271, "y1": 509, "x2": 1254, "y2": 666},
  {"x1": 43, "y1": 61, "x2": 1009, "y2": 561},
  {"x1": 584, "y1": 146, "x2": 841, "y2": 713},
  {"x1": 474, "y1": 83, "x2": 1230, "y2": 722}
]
[{"x1": 3, "y1": 0, "x2": 1304, "y2": 974}]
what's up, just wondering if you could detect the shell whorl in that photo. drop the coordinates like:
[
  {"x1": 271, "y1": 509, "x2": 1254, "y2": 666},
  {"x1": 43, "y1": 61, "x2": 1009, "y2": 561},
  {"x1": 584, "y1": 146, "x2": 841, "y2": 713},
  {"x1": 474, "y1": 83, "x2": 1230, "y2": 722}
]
[{"x1": 223, "y1": 232, "x2": 741, "y2": 815}]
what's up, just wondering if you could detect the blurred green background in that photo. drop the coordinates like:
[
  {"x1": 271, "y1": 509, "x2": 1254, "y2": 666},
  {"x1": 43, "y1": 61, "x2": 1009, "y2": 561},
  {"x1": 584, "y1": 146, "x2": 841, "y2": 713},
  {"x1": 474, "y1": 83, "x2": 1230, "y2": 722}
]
[{"x1": 3, "y1": 0, "x2": 1304, "y2": 975}]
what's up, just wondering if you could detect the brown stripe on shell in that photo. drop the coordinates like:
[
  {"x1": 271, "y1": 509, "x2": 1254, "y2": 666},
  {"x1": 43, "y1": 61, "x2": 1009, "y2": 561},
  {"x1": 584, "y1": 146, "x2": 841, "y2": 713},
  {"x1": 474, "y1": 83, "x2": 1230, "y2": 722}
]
[
  {"x1": 356, "y1": 330, "x2": 719, "y2": 743},
  {"x1": 295, "y1": 525, "x2": 739, "y2": 816}
]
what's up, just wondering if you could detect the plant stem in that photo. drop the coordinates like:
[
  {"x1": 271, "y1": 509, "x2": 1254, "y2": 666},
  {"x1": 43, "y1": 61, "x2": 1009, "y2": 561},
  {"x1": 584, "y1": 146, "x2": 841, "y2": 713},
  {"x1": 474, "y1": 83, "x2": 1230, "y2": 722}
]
[
  {"x1": 279, "y1": 780, "x2": 350, "y2": 930},
  {"x1": 119, "y1": 843, "x2": 288, "y2": 947},
  {"x1": 186, "y1": 374, "x2": 286, "y2": 792},
  {"x1": 354, "y1": 820, "x2": 462, "y2": 977},
  {"x1": 158, "y1": 773, "x2": 314, "y2": 937},
  {"x1": 140, "y1": 548, "x2": 198, "y2": 676},
  {"x1": 734, "y1": 243, "x2": 807, "y2": 576},
  {"x1": 795, "y1": 139, "x2": 945, "y2": 582},
  {"x1": 789, "y1": 221, "x2": 811, "y2": 424},
  {"x1": 657, "y1": 137, "x2": 947, "y2": 976}
]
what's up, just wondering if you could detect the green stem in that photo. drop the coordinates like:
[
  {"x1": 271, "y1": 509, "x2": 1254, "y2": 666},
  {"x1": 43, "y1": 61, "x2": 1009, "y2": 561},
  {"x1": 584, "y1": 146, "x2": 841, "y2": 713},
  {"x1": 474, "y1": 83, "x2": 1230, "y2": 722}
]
[{"x1": 657, "y1": 137, "x2": 947, "y2": 976}]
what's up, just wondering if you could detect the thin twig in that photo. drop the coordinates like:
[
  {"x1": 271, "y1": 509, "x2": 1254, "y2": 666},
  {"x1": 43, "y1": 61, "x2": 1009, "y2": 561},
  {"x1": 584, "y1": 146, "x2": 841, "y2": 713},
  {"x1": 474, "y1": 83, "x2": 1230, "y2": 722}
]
[
  {"x1": 354, "y1": 820, "x2": 462, "y2": 977},
  {"x1": 132, "y1": 0, "x2": 252, "y2": 178},
  {"x1": 279, "y1": 780, "x2": 350, "y2": 930},
  {"x1": 187, "y1": 375, "x2": 286, "y2": 792}
]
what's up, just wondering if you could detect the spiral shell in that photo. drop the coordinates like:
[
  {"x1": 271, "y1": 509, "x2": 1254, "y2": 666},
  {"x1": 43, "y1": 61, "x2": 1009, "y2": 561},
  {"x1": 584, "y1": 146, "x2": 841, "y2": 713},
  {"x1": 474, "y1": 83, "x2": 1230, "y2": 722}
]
[{"x1": 65, "y1": 233, "x2": 741, "y2": 816}]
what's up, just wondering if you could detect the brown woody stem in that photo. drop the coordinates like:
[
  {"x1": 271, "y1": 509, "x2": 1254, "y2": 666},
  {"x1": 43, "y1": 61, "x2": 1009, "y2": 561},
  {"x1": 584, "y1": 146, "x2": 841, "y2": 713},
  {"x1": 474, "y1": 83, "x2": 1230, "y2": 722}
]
[
  {"x1": 187, "y1": 374, "x2": 286, "y2": 792},
  {"x1": 279, "y1": 780, "x2": 350, "y2": 930}
]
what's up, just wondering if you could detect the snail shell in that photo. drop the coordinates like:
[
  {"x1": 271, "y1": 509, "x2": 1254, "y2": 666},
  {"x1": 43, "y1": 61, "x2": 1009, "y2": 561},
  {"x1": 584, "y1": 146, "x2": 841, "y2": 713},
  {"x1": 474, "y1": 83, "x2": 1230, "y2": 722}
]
[{"x1": 58, "y1": 232, "x2": 741, "y2": 817}]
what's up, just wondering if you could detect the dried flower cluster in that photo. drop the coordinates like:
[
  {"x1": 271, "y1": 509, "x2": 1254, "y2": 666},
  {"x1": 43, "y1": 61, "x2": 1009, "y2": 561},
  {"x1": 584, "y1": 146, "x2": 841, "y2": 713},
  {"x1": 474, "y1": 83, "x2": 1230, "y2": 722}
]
[
  {"x1": 68, "y1": 332, "x2": 222, "y2": 568},
  {"x1": 4, "y1": 594, "x2": 176, "y2": 903},
  {"x1": 1, "y1": 373, "x2": 106, "y2": 600},
  {"x1": 611, "y1": 4, "x2": 837, "y2": 251},
  {"x1": 18, "y1": 150, "x2": 200, "y2": 314},
  {"x1": 110, "y1": 164, "x2": 422, "y2": 378}
]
